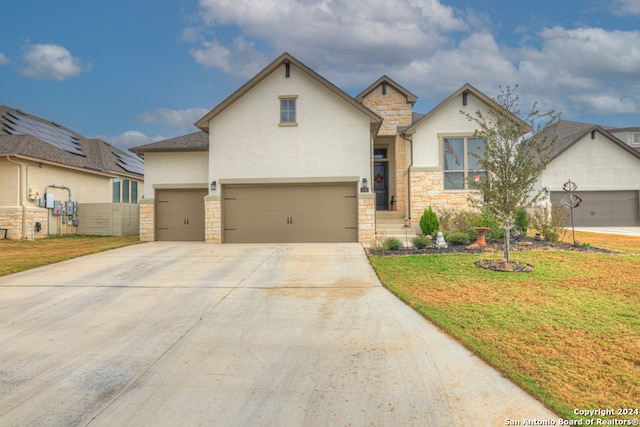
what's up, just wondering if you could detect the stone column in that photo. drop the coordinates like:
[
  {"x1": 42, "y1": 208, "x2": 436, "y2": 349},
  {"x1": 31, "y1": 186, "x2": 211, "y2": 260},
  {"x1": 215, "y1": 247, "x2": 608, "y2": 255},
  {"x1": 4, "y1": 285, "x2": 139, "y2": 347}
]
[
  {"x1": 139, "y1": 199, "x2": 155, "y2": 241},
  {"x1": 358, "y1": 195, "x2": 376, "y2": 244},
  {"x1": 205, "y1": 197, "x2": 222, "y2": 243}
]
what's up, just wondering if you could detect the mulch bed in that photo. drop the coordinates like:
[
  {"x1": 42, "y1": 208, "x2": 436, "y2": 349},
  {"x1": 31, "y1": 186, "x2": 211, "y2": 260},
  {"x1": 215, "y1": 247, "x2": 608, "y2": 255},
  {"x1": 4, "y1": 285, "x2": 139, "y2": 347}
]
[{"x1": 367, "y1": 236, "x2": 622, "y2": 273}]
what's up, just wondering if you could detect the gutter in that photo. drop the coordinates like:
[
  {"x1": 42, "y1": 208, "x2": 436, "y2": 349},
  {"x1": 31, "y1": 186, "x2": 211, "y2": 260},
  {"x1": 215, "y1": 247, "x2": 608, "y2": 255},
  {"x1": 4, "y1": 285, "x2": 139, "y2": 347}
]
[{"x1": 5, "y1": 155, "x2": 27, "y2": 239}]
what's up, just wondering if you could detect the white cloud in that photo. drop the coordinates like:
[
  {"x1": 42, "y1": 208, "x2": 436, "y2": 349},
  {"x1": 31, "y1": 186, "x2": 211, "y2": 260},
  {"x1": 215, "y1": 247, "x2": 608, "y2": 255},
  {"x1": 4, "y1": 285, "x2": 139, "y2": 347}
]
[
  {"x1": 20, "y1": 43, "x2": 90, "y2": 81},
  {"x1": 570, "y1": 94, "x2": 637, "y2": 115},
  {"x1": 189, "y1": 37, "x2": 267, "y2": 77},
  {"x1": 186, "y1": 0, "x2": 640, "y2": 121},
  {"x1": 0, "y1": 53, "x2": 9, "y2": 65},
  {"x1": 93, "y1": 131, "x2": 166, "y2": 151},
  {"x1": 611, "y1": 0, "x2": 640, "y2": 15},
  {"x1": 136, "y1": 107, "x2": 209, "y2": 131},
  {"x1": 191, "y1": 0, "x2": 466, "y2": 78}
]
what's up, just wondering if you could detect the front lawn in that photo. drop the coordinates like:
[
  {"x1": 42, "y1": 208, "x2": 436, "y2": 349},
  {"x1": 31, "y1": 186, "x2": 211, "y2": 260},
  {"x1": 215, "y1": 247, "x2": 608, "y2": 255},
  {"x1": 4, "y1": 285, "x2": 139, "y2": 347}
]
[
  {"x1": 369, "y1": 240, "x2": 640, "y2": 422},
  {"x1": 0, "y1": 235, "x2": 142, "y2": 277}
]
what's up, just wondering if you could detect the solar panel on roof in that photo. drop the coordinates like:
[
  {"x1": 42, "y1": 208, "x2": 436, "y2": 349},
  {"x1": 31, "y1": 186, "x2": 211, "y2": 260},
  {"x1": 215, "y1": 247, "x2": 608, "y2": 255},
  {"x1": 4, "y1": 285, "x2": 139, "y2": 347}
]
[
  {"x1": 1, "y1": 111, "x2": 85, "y2": 157},
  {"x1": 113, "y1": 151, "x2": 144, "y2": 176}
]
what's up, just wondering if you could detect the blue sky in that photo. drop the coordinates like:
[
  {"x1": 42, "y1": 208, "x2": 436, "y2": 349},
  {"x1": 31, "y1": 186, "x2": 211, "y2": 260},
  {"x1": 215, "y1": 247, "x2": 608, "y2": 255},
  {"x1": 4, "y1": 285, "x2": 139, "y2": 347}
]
[{"x1": 1, "y1": 0, "x2": 639, "y2": 151}]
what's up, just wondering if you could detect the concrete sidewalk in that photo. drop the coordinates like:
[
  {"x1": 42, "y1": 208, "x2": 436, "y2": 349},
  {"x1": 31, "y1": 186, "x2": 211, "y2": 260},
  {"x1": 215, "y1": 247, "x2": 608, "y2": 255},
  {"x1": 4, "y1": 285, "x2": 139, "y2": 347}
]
[
  {"x1": 573, "y1": 227, "x2": 640, "y2": 237},
  {"x1": 0, "y1": 243, "x2": 557, "y2": 426}
]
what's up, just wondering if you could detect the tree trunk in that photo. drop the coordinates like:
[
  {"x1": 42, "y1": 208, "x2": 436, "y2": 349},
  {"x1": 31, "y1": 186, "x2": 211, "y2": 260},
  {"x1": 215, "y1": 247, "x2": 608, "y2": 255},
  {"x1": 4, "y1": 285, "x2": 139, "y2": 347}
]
[{"x1": 503, "y1": 226, "x2": 510, "y2": 262}]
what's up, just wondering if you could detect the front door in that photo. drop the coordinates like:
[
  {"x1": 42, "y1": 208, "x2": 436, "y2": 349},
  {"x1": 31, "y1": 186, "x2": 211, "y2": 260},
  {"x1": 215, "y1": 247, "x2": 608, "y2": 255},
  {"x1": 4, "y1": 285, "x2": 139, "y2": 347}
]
[{"x1": 374, "y1": 162, "x2": 388, "y2": 210}]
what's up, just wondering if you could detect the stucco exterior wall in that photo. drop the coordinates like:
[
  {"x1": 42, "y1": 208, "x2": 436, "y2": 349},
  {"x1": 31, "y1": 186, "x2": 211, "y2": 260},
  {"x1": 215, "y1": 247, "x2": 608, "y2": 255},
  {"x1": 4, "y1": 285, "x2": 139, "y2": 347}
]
[
  {"x1": 207, "y1": 63, "x2": 372, "y2": 189},
  {"x1": 1, "y1": 157, "x2": 142, "y2": 239},
  {"x1": 142, "y1": 151, "x2": 209, "y2": 197},
  {"x1": 538, "y1": 134, "x2": 640, "y2": 192},
  {"x1": 411, "y1": 94, "x2": 486, "y2": 168},
  {"x1": 407, "y1": 93, "x2": 488, "y2": 223}
]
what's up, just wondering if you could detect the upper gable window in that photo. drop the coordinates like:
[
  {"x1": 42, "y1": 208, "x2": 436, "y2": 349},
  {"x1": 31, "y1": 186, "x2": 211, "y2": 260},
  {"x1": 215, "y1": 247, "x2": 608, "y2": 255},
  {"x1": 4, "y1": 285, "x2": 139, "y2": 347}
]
[
  {"x1": 443, "y1": 137, "x2": 486, "y2": 190},
  {"x1": 279, "y1": 95, "x2": 297, "y2": 126},
  {"x1": 633, "y1": 132, "x2": 640, "y2": 145}
]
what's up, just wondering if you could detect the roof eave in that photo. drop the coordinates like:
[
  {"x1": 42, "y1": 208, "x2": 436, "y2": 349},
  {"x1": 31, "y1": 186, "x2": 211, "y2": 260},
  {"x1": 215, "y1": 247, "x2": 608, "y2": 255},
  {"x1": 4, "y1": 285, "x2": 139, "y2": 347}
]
[{"x1": 195, "y1": 52, "x2": 382, "y2": 131}]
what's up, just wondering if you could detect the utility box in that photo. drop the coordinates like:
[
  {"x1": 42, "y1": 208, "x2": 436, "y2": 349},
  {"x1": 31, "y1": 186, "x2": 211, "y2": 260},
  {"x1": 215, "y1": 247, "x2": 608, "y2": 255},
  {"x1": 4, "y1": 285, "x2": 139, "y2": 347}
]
[
  {"x1": 53, "y1": 200, "x2": 62, "y2": 215},
  {"x1": 65, "y1": 201, "x2": 77, "y2": 216},
  {"x1": 45, "y1": 193, "x2": 54, "y2": 209}
]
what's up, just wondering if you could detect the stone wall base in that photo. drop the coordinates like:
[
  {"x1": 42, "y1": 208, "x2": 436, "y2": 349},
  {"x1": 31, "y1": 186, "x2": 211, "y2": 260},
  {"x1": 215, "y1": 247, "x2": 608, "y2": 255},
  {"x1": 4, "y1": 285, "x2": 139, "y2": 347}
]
[
  {"x1": 139, "y1": 200, "x2": 155, "y2": 242},
  {"x1": 358, "y1": 196, "x2": 376, "y2": 245},
  {"x1": 409, "y1": 170, "x2": 480, "y2": 230},
  {"x1": 205, "y1": 198, "x2": 222, "y2": 243},
  {"x1": 0, "y1": 207, "x2": 49, "y2": 240}
]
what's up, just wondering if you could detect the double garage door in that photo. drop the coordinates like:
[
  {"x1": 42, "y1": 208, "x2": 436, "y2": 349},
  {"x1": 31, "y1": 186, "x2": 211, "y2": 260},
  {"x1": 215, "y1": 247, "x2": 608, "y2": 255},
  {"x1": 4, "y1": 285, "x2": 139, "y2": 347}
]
[
  {"x1": 550, "y1": 190, "x2": 639, "y2": 227},
  {"x1": 155, "y1": 184, "x2": 359, "y2": 243},
  {"x1": 223, "y1": 183, "x2": 358, "y2": 243}
]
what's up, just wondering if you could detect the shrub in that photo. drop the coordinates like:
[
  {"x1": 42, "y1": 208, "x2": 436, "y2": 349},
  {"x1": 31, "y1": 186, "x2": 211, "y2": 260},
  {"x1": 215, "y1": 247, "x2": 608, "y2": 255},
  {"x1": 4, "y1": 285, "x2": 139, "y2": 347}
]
[
  {"x1": 446, "y1": 232, "x2": 470, "y2": 245},
  {"x1": 529, "y1": 204, "x2": 569, "y2": 243},
  {"x1": 419, "y1": 207, "x2": 439, "y2": 236},
  {"x1": 437, "y1": 208, "x2": 503, "y2": 241},
  {"x1": 515, "y1": 209, "x2": 530, "y2": 234},
  {"x1": 384, "y1": 237, "x2": 403, "y2": 251},
  {"x1": 411, "y1": 235, "x2": 432, "y2": 249}
]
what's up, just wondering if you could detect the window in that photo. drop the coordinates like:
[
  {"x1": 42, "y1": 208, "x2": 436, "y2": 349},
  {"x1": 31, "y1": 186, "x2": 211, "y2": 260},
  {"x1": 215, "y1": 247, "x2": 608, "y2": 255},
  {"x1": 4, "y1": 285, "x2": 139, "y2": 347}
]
[
  {"x1": 122, "y1": 179, "x2": 130, "y2": 203},
  {"x1": 280, "y1": 96, "x2": 297, "y2": 124},
  {"x1": 131, "y1": 181, "x2": 138, "y2": 204},
  {"x1": 633, "y1": 133, "x2": 640, "y2": 145},
  {"x1": 113, "y1": 180, "x2": 120, "y2": 203},
  {"x1": 443, "y1": 137, "x2": 486, "y2": 190},
  {"x1": 374, "y1": 148, "x2": 388, "y2": 159}
]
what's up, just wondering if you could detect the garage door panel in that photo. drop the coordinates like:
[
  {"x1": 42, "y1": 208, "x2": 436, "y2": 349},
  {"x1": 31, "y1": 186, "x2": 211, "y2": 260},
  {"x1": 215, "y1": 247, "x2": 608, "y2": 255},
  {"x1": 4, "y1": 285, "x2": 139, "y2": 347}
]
[
  {"x1": 550, "y1": 190, "x2": 639, "y2": 227},
  {"x1": 156, "y1": 189, "x2": 207, "y2": 241},
  {"x1": 223, "y1": 184, "x2": 358, "y2": 243}
]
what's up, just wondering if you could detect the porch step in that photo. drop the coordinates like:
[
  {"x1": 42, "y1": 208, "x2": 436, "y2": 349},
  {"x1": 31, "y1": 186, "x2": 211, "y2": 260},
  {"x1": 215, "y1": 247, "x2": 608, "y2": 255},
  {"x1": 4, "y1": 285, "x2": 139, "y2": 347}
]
[{"x1": 375, "y1": 211, "x2": 417, "y2": 246}]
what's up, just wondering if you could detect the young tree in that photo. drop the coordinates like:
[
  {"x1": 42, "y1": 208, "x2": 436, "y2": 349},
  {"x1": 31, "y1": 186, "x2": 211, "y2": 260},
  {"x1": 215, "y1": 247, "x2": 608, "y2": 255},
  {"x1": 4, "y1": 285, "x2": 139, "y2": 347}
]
[{"x1": 462, "y1": 85, "x2": 559, "y2": 262}]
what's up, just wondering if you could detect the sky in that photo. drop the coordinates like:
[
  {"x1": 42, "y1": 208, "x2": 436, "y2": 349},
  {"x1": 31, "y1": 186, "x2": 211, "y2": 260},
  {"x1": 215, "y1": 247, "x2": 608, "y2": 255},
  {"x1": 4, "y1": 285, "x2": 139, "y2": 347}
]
[{"x1": 1, "y1": 0, "x2": 639, "y2": 151}]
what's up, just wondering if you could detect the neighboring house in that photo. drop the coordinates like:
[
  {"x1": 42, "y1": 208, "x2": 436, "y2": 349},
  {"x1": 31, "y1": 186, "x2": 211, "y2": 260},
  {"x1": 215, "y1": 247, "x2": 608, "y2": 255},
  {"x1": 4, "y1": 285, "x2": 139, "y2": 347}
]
[
  {"x1": 132, "y1": 52, "x2": 516, "y2": 244},
  {"x1": 537, "y1": 120, "x2": 640, "y2": 226},
  {"x1": 1, "y1": 105, "x2": 144, "y2": 239}
]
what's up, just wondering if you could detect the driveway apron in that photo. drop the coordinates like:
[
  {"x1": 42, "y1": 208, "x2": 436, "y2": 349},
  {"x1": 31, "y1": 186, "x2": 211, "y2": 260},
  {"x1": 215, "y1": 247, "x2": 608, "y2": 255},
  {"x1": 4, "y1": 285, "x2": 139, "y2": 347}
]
[{"x1": 0, "y1": 242, "x2": 557, "y2": 426}]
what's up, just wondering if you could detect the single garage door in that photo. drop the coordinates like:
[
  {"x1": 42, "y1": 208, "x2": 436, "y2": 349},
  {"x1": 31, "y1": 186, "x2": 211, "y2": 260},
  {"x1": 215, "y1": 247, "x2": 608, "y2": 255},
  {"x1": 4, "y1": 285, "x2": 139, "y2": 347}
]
[
  {"x1": 223, "y1": 183, "x2": 358, "y2": 243},
  {"x1": 551, "y1": 190, "x2": 639, "y2": 226},
  {"x1": 156, "y1": 189, "x2": 207, "y2": 241}
]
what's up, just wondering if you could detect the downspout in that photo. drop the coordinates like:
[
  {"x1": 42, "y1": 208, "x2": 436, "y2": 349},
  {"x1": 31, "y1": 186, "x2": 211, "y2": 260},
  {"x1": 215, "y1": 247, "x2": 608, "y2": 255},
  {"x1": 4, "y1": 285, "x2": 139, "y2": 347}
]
[
  {"x1": 400, "y1": 132, "x2": 414, "y2": 221},
  {"x1": 6, "y1": 155, "x2": 27, "y2": 239}
]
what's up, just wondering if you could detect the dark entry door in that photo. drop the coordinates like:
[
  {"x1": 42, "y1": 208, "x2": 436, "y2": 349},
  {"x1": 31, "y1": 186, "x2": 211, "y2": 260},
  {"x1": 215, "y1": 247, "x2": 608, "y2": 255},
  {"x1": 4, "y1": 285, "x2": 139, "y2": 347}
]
[{"x1": 374, "y1": 162, "x2": 388, "y2": 210}]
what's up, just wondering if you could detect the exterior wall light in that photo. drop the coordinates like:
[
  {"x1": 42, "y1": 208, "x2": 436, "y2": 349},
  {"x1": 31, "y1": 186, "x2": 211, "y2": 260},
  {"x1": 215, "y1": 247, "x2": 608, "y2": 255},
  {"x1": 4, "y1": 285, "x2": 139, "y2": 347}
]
[
  {"x1": 211, "y1": 181, "x2": 217, "y2": 191},
  {"x1": 361, "y1": 178, "x2": 369, "y2": 192}
]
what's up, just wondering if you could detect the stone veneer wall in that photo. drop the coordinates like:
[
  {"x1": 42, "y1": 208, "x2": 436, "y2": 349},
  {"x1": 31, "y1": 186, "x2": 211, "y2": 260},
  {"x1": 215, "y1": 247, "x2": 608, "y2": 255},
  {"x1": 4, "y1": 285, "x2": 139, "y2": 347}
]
[
  {"x1": 139, "y1": 199, "x2": 155, "y2": 242},
  {"x1": 358, "y1": 195, "x2": 376, "y2": 244},
  {"x1": 361, "y1": 85, "x2": 413, "y2": 216},
  {"x1": 204, "y1": 197, "x2": 222, "y2": 243},
  {"x1": 0, "y1": 207, "x2": 49, "y2": 240},
  {"x1": 393, "y1": 136, "x2": 409, "y2": 216},
  {"x1": 409, "y1": 170, "x2": 478, "y2": 228}
]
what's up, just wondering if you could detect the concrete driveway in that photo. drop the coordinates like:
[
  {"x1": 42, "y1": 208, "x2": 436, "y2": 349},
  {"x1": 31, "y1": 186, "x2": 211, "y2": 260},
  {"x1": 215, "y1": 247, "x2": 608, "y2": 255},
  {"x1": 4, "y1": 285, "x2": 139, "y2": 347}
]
[{"x1": 0, "y1": 242, "x2": 556, "y2": 426}]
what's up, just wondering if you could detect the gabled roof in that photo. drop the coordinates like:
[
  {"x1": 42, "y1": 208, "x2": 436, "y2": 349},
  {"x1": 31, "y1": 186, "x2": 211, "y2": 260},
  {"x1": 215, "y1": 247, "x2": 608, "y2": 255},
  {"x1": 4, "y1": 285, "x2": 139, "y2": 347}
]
[
  {"x1": 355, "y1": 75, "x2": 417, "y2": 105},
  {"x1": 0, "y1": 105, "x2": 143, "y2": 178},
  {"x1": 404, "y1": 83, "x2": 529, "y2": 135},
  {"x1": 541, "y1": 119, "x2": 640, "y2": 160},
  {"x1": 130, "y1": 131, "x2": 208, "y2": 154},
  {"x1": 195, "y1": 52, "x2": 381, "y2": 132}
]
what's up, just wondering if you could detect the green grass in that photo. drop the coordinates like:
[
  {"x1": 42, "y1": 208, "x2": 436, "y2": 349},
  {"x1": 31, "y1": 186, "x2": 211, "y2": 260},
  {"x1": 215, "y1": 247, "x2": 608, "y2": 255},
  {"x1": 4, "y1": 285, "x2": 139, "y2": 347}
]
[
  {"x1": 0, "y1": 235, "x2": 142, "y2": 277},
  {"x1": 369, "y1": 249, "x2": 640, "y2": 422}
]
